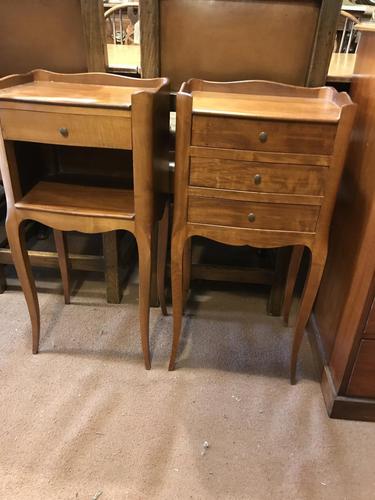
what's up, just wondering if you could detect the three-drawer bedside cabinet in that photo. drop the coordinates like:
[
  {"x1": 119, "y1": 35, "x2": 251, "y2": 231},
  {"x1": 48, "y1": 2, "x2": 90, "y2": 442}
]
[
  {"x1": 0, "y1": 70, "x2": 169, "y2": 368},
  {"x1": 169, "y1": 79, "x2": 356, "y2": 382}
]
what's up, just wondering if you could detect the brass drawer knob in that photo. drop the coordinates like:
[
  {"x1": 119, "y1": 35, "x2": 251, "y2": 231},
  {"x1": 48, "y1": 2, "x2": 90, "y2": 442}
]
[
  {"x1": 254, "y1": 174, "x2": 262, "y2": 185},
  {"x1": 248, "y1": 212, "x2": 256, "y2": 223},
  {"x1": 259, "y1": 131, "x2": 268, "y2": 143},
  {"x1": 59, "y1": 127, "x2": 69, "y2": 138}
]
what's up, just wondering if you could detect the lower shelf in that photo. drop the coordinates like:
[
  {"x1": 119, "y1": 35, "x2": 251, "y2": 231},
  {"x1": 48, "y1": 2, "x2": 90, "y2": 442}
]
[{"x1": 15, "y1": 181, "x2": 135, "y2": 220}]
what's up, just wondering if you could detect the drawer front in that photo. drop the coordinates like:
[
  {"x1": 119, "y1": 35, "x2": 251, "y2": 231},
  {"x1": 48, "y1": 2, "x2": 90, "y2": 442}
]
[
  {"x1": 347, "y1": 340, "x2": 375, "y2": 398},
  {"x1": 0, "y1": 109, "x2": 132, "y2": 149},
  {"x1": 190, "y1": 157, "x2": 326, "y2": 196},
  {"x1": 188, "y1": 197, "x2": 319, "y2": 232},
  {"x1": 192, "y1": 116, "x2": 336, "y2": 154},
  {"x1": 364, "y1": 297, "x2": 375, "y2": 338}
]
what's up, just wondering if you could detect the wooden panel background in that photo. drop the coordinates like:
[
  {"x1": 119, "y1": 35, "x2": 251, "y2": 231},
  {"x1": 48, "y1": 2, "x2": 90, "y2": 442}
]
[
  {"x1": 140, "y1": 0, "x2": 341, "y2": 89},
  {"x1": 0, "y1": 0, "x2": 106, "y2": 77}
]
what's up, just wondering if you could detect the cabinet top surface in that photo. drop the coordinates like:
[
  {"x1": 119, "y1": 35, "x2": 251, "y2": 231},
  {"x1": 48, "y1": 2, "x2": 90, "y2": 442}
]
[
  {"x1": 191, "y1": 91, "x2": 343, "y2": 122},
  {"x1": 0, "y1": 70, "x2": 168, "y2": 110},
  {"x1": 0, "y1": 81, "x2": 143, "y2": 109}
]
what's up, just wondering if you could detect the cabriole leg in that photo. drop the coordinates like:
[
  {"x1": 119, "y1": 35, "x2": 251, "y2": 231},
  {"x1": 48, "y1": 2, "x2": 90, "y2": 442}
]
[
  {"x1": 283, "y1": 245, "x2": 305, "y2": 326},
  {"x1": 6, "y1": 215, "x2": 40, "y2": 353},
  {"x1": 290, "y1": 248, "x2": 327, "y2": 384},
  {"x1": 169, "y1": 232, "x2": 188, "y2": 371},
  {"x1": 157, "y1": 203, "x2": 169, "y2": 316},
  {"x1": 136, "y1": 230, "x2": 152, "y2": 369}
]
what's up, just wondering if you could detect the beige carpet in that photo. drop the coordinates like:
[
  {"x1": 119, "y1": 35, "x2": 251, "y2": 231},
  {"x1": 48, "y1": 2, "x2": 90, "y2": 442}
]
[{"x1": 0, "y1": 269, "x2": 375, "y2": 500}]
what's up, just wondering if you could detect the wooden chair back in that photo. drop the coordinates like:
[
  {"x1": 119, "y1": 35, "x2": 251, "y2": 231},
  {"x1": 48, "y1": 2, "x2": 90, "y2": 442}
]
[
  {"x1": 0, "y1": 0, "x2": 107, "y2": 77},
  {"x1": 140, "y1": 0, "x2": 342, "y2": 90},
  {"x1": 336, "y1": 11, "x2": 360, "y2": 53},
  {"x1": 105, "y1": 2, "x2": 139, "y2": 45}
]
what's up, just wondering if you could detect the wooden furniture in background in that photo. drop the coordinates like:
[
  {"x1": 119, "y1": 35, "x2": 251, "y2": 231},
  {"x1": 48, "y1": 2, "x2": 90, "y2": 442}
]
[
  {"x1": 104, "y1": 2, "x2": 141, "y2": 74},
  {"x1": 105, "y1": 2, "x2": 138, "y2": 45},
  {"x1": 327, "y1": 53, "x2": 357, "y2": 83},
  {"x1": 326, "y1": 10, "x2": 360, "y2": 84},
  {"x1": 308, "y1": 23, "x2": 375, "y2": 420},
  {"x1": 169, "y1": 79, "x2": 355, "y2": 382},
  {"x1": 341, "y1": 1, "x2": 375, "y2": 22},
  {"x1": 140, "y1": 0, "x2": 342, "y2": 89},
  {"x1": 0, "y1": 0, "x2": 130, "y2": 303},
  {"x1": 336, "y1": 11, "x2": 360, "y2": 53},
  {"x1": 107, "y1": 44, "x2": 140, "y2": 74},
  {"x1": 0, "y1": 70, "x2": 169, "y2": 368},
  {"x1": 140, "y1": 0, "x2": 343, "y2": 316}
]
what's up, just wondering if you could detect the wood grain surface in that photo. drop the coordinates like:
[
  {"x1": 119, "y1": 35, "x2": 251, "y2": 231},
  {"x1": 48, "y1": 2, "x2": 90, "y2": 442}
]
[{"x1": 189, "y1": 157, "x2": 327, "y2": 196}]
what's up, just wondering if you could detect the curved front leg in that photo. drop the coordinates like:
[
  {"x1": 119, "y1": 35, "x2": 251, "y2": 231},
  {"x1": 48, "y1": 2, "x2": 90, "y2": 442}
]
[
  {"x1": 282, "y1": 245, "x2": 305, "y2": 326},
  {"x1": 290, "y1": 247, "x2": 327, "y2": 384},
  {"x1": 6, "y1": 214, "x2": 40, "y2": 353},
  {"x1": 169, "y1": 230, "x2": 188, "y2": 371},
  {"x1": 136, "y1": 229, "x2": 152, "y2": 370},
  {"x1": 183, "y1": 237, "x2": 192, "y2": 307}
]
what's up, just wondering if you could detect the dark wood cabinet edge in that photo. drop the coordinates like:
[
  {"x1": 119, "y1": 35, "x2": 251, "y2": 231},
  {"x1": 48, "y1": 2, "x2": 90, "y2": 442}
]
[
  {"x1": 338, "y1": 274, "x2": 375, "y2": 389},
  {"x1": 306, "y1": 0, "x2": 342, "y2": 87},
  {"x1": 363, "y1": 273, "x2": 375, "y2": 338},
  {"x1": 307, "y1": 314, "x2": 375, "y2": 422}
]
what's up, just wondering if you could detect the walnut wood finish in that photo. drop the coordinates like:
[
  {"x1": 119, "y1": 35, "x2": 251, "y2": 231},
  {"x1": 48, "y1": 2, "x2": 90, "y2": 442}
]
[
  {"x1": 307, "y1": 25, "x2": 375, "y2": 420},
  {"x1": 103, "y1": 231, "x2": 121, "y2": 305},
  {"x1": 282, "y1": 246, "x2": 304, "y2": 326},
  {"x1": 169, "y1": 80, "x2": 355, "y2": 382},
  {"x1": 0, "y1": 1, "x2": 117, "y2": 303},
  {"x1": 190, "y1": 158, "x2": 327, "y2": 196},
  {"x1": 191, "y1": 90, "x2": 343, "y2": 122},
  {"x1": 157, "y1": 202, "x2": 169, "y2": 316},
  {"x1": 0, "y1": 237, "x2": 136, "y2": 273},
  {"x1": 0, "y1": 70, "x2": 169, "y2": 367},
  {"x1": 140, "y1": 0, "x2": 341, "y2": 314},
  {"x1": 188, "y1": 197, "x2": 320, "y2": 232},
  {"x1": 191, "y1": 116, "x2": 337, "y2": 155},
  {"x1": 189, "y1": 146, "x2": 332, "y2": 168},
  {"x1": 15, "y1": 182, "x2": 135, "y2": 219},
  {"x1": 0, "y1": 108, "x2": 132, "y2": 148}
]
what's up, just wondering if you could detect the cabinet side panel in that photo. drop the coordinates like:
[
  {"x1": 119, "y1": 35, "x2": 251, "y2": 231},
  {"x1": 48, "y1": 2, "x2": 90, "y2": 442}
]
[{"x1": 314, "y1": 32, "x2": 375, "y2": 390}]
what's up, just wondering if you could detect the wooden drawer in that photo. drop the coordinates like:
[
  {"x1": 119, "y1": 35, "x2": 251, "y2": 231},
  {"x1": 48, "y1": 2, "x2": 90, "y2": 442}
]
[
  {"x1": 0, "y1": 109, "x2": 132, "y2": 149},
  {"x1": 189, "y1": 157, "x2": 326, "y2": 196},
  {"x1": 191, "y1": 115, "x2": 336, "y2": 155},
  {"x1": 347, "y1": 340, "x2": 375, "y2": 398},
  {"x1": 188, "y1": 196, "x2": 319, "y2": 232},
  {"x1": 364, "y1": 297, "x2": 375, "y2": 338}
]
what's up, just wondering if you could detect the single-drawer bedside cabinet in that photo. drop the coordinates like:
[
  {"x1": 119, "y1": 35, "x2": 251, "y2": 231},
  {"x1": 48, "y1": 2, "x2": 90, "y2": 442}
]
[
  {"x1": 0, "y1": 70, "x2": 169, "y2": 368},
  {"x1": 169, "y1": 79, "x2": 356, "y2": 382}
]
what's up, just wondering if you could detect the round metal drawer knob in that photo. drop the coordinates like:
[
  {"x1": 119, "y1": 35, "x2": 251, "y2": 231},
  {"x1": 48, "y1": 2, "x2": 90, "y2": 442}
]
[
  {"x1": 259, "y1": 131, "x2": 268, "y2": 143},
  {"x1": 248, "y1": 212, "x2": 256, "y2": 223},
  {"x1": 254, "y1": 174, "x2": 262, "y2": 185},
  {"x1": 59, "y1": 127, "x2": 69, "y2": 138}
]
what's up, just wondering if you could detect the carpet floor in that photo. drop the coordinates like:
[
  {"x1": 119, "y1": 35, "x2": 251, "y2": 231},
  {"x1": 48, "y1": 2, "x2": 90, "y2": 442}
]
[{"x1": 0, "y1": 270, "x2": 374, "y2": 500}]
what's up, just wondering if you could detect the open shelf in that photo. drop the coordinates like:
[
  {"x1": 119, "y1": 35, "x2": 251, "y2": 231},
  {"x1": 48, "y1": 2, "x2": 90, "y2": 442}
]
[{"x1": 15, "y1": 181, "x2": 135, "y2": 220}]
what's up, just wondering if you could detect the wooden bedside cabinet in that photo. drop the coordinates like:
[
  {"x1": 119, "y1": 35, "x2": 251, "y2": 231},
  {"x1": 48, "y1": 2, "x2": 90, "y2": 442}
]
[
  {"x1": 169, "y1": 79, "x2": 356, "y2": 382},
  {"x1": 0, "y1": 70, "x2": 169, "y2": 368}
]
